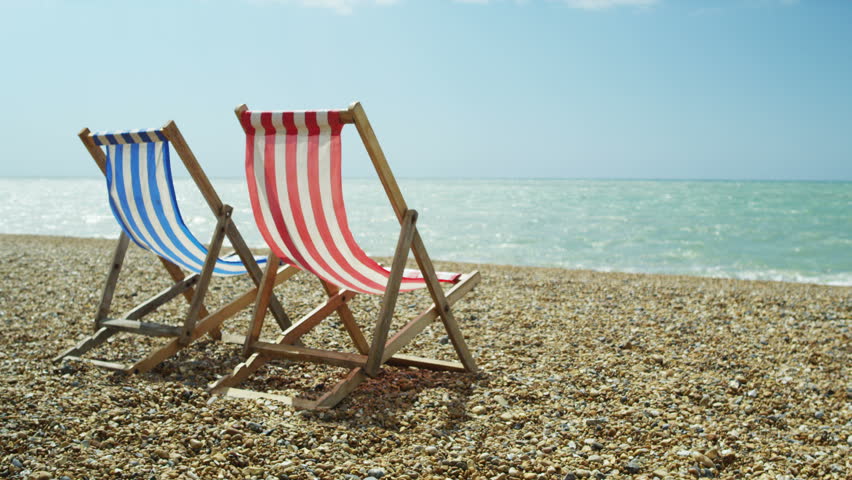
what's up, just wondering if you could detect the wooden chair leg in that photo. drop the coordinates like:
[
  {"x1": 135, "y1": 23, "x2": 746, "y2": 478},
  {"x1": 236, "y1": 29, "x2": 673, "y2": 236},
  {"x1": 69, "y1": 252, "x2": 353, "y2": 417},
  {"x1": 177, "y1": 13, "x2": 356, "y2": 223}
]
[
  {"x1": 243, "y1": 253, "x2": 280, "y2": 358},
  {"x1": 410, "y1": 230, "x2": 478, "y2": 373},
  {"x1": 365, "y1": 209, "x2": 418, "y2": 377},
  {"x1": 209, "y1": 351, "x2": 269, "y2": 392},
  {"x1": 94, "y1": 232, "x2": 130, "y2": 331},
  {"x1": 54, "y1": 327, "x2": 117, "y2": 363},
  {"x1": 180, "y1": 207, "x2": 231, "y2": 345},
  {"x1": 313, "y1": 368, "x2": 369, "y2": 409}
]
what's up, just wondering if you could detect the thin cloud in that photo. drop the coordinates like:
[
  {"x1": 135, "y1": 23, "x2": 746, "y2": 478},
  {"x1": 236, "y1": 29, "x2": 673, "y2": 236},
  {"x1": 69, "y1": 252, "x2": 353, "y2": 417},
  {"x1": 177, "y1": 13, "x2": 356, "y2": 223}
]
[
  {"x1": 253, "y1": 0, "x2": 399, "y2": 15},
  {"x1": 256, "y1": 0, "x2": 668, "y2": 14},
  {"x1": 690, "y1": 0, "x2": 802, "y2": 16},
  {"x1": 562, "y1": 0, "x2": 658, "y2": 10},
  {"x1": 453, "y1": 0, "x2": 657, "y2": 8}
]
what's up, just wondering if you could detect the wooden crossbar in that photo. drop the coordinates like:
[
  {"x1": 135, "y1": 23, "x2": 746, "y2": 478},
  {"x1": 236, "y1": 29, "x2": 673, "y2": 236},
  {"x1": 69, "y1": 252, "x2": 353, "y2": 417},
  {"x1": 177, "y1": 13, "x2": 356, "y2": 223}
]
[
  {"x1": 62, "y1": 356, "x2": 131, "y2": 373},
  {"x1": 254, "y1": 342, "x2": 367, "y2": 369},
  {"x1": 122, "y1": 274, "x2": 199, "y2": 321},
  {"x1": 100, "y1": 319, "x2": 182, "y2": 337},
  {"x1": 386, "y1": 354, "x2": 465, "y2": 372},
  {"x1": 277, "y1": 289, "x2": 357, "y2": 344},
  {"x1": 251, "y1": 342, "x2": 466, "y2": 372}
]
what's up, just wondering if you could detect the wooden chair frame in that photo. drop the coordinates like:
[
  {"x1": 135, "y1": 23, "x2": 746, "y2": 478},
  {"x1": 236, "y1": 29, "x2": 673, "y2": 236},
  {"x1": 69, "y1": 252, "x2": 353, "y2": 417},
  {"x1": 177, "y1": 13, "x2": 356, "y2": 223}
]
[
  {"x1": 54, "y1": 121, "x2": 298, "y2": 374},
  {"x1": 209, "y1": 102, "x2": 480, "y2": 409}
]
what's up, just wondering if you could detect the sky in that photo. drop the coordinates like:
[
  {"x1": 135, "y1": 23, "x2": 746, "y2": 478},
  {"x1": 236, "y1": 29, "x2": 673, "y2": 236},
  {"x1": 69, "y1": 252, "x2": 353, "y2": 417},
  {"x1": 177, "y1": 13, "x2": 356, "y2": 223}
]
[{"x1": 1, "y1": 0, "x2": 850, "y2": 180}]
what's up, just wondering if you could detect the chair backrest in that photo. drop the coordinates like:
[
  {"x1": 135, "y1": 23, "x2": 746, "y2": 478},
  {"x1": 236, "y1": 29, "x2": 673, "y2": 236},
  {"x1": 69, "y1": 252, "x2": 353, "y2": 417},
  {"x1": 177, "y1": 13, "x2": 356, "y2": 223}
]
[
  {"x1": 238, "y1": 110, "x2": 458, "y2": 294},
  {"x1": 91, "y1": 129, "x2": 250, "y2": 276}
]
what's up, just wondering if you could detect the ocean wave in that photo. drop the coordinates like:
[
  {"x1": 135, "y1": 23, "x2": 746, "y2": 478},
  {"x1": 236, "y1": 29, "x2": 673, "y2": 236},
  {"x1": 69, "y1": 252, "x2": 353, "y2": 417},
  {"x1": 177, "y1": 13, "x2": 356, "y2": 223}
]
[{"x1": 2, "y1": 177, "x2": 850, "y2": 287}]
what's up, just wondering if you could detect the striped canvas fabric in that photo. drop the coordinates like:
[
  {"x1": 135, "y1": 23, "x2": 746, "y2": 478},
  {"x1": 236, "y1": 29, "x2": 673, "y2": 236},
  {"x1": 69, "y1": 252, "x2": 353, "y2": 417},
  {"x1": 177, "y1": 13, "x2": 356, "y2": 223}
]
[
  {"x1": 92, "y1": 130, "x2": 263, "y2": 276},
  {"x1": 238, "y1": 110, "x2": 460, "y2": 295}
]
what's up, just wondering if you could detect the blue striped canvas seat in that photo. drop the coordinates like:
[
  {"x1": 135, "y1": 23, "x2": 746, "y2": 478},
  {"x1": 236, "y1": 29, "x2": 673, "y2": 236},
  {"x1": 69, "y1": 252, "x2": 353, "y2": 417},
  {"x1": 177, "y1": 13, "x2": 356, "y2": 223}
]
[{"x1": 92, "y1": 129, "x2": 264, "y2": 276}]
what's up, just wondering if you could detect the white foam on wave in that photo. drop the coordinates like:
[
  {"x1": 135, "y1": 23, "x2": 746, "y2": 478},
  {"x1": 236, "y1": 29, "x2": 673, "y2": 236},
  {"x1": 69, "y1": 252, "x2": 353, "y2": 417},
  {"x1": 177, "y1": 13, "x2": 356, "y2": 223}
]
[{"x1": 2, "y1": 177, "x2": 850, "y2": 287}]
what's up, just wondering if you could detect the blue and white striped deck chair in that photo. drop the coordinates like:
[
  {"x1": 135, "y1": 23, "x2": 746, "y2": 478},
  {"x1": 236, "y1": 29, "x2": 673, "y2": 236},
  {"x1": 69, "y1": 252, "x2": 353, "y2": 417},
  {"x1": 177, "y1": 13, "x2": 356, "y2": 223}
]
[{"x1": 55, "y1": 121, "x2": 298, "y2": 375}]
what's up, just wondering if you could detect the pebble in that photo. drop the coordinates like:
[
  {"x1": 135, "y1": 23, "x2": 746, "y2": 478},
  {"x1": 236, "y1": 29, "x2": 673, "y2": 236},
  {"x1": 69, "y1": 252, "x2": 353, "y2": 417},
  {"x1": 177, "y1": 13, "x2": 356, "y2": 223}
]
[
  {"x1": 438, "y1": 335, "x2": 449, "y2": 344},
  {"x1": 584, "y1": 439, "x2": 604, "y2": 450},
  {"x1": 625, "y1": 460, "x2": 641, "y2": 474},
  {"x1": 0, "y1": 236, "x2": 847, "y2": 480},
  {"x1": 366, "y1": 467, "x2": 385, "y2": 478},
  {"x1": 692, "y1": 452, "x2": 715, "y2": 468},
  {"x1": 32, "y1": 472, "x2": 51, "y2": 480},
  {"x1": 585, "y1": 417, "x2": 608, "y2": 426},
  {"x1": 441, "y1": 459, "x2": 468, "y2": 470}
]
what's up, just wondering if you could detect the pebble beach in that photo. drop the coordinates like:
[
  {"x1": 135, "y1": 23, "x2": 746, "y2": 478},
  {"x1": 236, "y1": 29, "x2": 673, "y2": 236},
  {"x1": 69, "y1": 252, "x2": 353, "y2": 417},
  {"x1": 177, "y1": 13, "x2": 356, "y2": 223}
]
[{"x1": 0, "y1": 234, "x2": 849, "y2": 480}]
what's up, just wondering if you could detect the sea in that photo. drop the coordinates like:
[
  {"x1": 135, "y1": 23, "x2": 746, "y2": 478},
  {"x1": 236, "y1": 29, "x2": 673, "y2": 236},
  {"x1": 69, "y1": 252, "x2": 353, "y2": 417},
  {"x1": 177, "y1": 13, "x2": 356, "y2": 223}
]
[{"x1": 0, "y1": 177, "x2": 849, "y2": 286}]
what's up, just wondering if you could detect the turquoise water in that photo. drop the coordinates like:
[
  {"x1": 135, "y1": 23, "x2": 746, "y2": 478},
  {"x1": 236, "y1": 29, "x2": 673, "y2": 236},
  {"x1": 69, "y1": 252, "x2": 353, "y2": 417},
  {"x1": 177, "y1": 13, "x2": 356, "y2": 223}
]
[{"x1": 0, "y1": 178, "x2": 849, "y2": 286}]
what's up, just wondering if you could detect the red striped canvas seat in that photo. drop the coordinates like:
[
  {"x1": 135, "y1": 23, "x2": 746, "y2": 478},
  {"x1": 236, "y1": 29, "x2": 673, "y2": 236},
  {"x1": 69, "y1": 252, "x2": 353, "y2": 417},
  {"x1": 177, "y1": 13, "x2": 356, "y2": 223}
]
[{"x1": 239, "y1": 110, "x2": 460, "y2": 295}]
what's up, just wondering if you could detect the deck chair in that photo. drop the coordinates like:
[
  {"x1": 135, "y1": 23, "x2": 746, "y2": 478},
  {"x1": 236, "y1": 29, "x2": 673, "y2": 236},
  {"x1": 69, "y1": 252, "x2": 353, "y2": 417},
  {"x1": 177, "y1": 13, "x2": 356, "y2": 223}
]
[
  {"x1": 209, "y1": 102, "x2": 480, "y2": 409},
  {"x1": 54, "y1": 121, "x2": 299, "y2": 374}
]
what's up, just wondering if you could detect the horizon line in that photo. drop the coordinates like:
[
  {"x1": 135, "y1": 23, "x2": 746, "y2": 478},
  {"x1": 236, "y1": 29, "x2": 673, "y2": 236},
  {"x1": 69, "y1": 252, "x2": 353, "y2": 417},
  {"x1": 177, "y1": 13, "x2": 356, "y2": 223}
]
[{"x1": 1, "y1": 175, "x2": 850, "y2": 183}]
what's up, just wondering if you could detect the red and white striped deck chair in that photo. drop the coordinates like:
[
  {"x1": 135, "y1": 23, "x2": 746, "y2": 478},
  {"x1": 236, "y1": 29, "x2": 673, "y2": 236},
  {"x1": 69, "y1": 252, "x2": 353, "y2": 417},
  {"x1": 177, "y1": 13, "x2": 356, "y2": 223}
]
[
  {"x1": 55, "y1": 120, "x2": 298, "y2": 375},
  {"x1": 210, "y1": 102, "x2": 480, "y2": 409}
]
